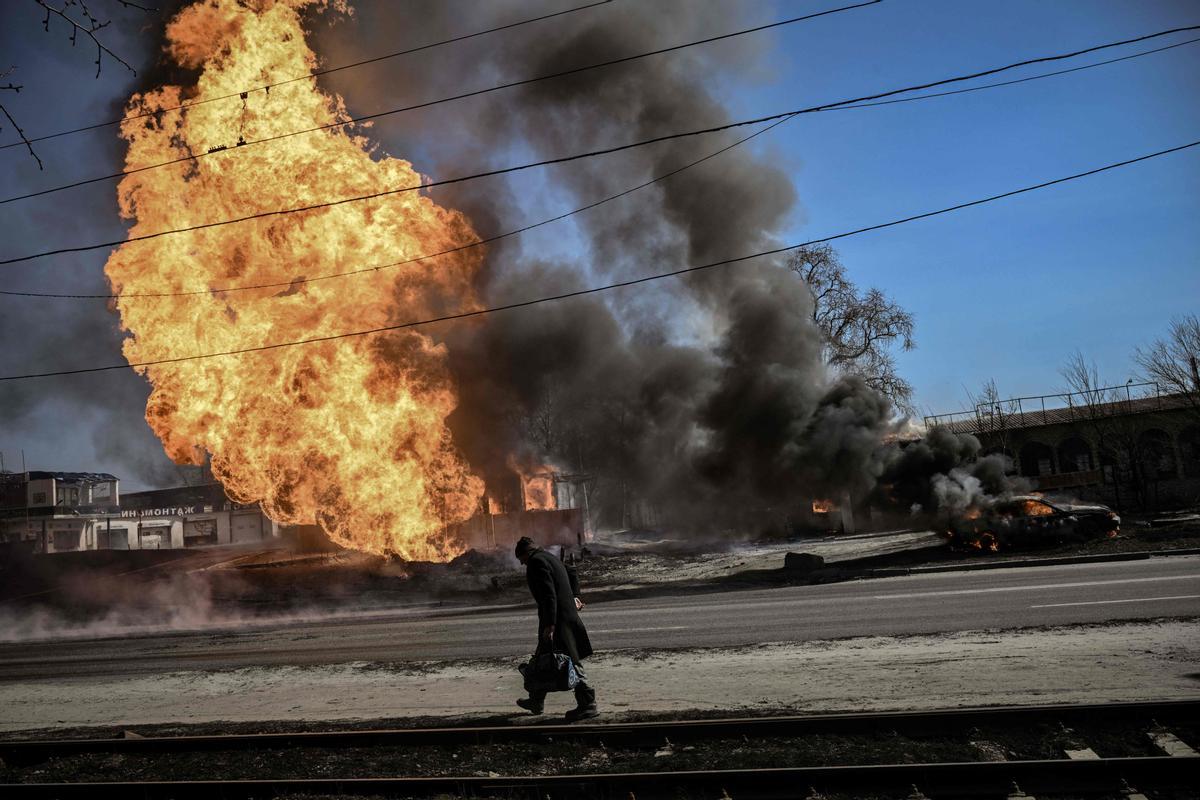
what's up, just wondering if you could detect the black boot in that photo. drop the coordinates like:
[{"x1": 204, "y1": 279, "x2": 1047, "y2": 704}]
[
  {"x1": 516, "y1": 697, "x2": 544, "y2": 715},
  {"x1": 564, "y1": 703, "x2": 598, "y2": 722},
  {"x1": 565, "y1": 681, "x2": 598, "y2": 721}
]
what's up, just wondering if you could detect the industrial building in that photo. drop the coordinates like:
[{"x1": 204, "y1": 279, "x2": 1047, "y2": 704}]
[
  {"x1": 0, "y1": 471, "x2": 279, "y2": 556},
  {"x1": 927, "y1": 384, "x2": 1200, "y2": 509}
]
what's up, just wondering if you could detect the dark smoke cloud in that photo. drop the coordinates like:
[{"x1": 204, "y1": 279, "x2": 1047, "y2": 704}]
[
  {"x1": 0, "y1": 5, "x2": 189, "y2": 488},
  {"x1": 313, "y1": 1, "x2": 920, "y2": 530},
  {"x1": 876, "y1": 426, "x2": 1030, "y2": 515}
]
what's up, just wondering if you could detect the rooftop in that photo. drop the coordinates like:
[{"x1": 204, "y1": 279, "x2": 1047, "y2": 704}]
[
  {"x1": 0, "y1": 470, "x2": 119, "y2": 484},
  {"x1": 926, "y1": 384, "x2": 1196, "y2": 436}
]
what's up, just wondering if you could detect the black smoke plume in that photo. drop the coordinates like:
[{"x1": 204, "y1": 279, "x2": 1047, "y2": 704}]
[
  {"x1": 875, "y1": 426, "x2": 1030, "y2": 517},
  {"x1": 312, "y1": 0, "x2": 927, "y2": 531}
]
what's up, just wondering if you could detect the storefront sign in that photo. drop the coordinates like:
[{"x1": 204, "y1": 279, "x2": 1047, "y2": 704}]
[{"x1": 119, "y1": 506, "x2": 197, "y2": 519}]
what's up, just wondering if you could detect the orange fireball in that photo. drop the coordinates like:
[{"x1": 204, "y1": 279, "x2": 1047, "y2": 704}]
[{"x1": 105, "y1": 0, "x2": 484, "y2": 560}]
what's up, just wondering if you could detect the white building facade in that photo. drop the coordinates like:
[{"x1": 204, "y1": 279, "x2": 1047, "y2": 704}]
[{"x1": 0, "y1": 472, "x2": 278, "y2": 555}]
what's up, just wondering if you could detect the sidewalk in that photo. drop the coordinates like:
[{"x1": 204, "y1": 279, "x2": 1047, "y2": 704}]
[{"x1": 3, "y1": 619, "x2": 1196, "y2": 734}]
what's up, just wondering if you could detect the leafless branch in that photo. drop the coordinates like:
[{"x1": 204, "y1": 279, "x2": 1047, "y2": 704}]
[
  {"x1": 0, "y1": 102, "x2": 42, "y2": 169},
  {"x1": 1134, "y1": 313, "x2": 1200, "y2": 423},
  {"x1": 34, "y1": 0, "x2": 138, "y2": 79},
  {"x1": 788, "y1": 243, "x2": 916, "y2": 411},
  {"x1": 5, "y1": 3, "x2": 152, "y2": 168},
  {"x1": 1, "y1": 66, "x2": 21, "y2": 92}
]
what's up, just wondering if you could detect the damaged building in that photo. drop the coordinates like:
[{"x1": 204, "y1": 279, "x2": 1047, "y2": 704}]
[
  {"x1": 450, "y1": 470, "x2": 591, "y2": 551},
  {"x1": 0, "y1": 471, "x2": 279, "y2": 556}
]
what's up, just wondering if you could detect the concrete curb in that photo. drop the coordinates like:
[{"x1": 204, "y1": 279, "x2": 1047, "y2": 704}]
[{"x1": 862, "y1": 547, "x2": 1200, "y2": 577}]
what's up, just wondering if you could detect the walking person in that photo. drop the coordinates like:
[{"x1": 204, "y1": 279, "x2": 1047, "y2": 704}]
[{"x1": 514, "y1": 536, "x2": 598, "y2": 721}]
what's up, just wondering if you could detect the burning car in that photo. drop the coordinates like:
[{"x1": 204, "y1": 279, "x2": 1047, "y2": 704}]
[{"x1": 948, "y1": 495, "x2": 1120, "y2": 552}]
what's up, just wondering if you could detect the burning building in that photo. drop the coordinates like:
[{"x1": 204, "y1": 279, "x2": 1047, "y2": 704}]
[{"x1": 448, "y1": 468, "x2": 590, "y2": 553}]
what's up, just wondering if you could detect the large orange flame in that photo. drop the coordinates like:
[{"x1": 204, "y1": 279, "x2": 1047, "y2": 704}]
[{"x1": 105, "y1": 0, "x2": 484, "y2": 560}]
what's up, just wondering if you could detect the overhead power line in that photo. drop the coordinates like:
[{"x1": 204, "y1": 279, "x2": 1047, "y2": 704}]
[
  {"x1": 0, "y1": 0, "x2": 616, "y2": 153},
  {"x1": 6, "y1": 32, "x2": 1197, "y2": 300},
  {"x1": 2, "y1": 138, "x2": 1195, "y2": 382},
  {"x1": 2, "y1": 22, "x2": 1196, "y2": 269},
  {"x1": 3, "y1": 121, "x2": 796, "y2": 299},
  {"x1": 830, "y1": 35, "x2": 1200, "y2": 112},
  {"x1": 0, "y1": 0, "x2": 882, "y2": 206}
]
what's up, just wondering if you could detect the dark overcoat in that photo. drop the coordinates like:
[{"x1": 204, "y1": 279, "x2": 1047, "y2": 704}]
[{"x1": 525, "y1": 548, "x2": 593, "y2": 663}]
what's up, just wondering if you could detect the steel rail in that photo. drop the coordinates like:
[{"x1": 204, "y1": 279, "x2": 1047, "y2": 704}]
[
  {"x1": 2, "y1": 699, "x2": 1196, "y2": 761},
  {"x1": 1, "y1": 756, "x2": 1197, "y2": 799}
]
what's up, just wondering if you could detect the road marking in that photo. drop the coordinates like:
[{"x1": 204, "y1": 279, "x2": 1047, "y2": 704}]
[
  {"x1": 1031, "y1": 594, "x2": 1200, "y2": 609},
  {"x1": 592, "y1": 626, "x2": 688, "y2": 634},
  {"x1": 871, "y1": 574, "x2": 1199, "y2": 601}
]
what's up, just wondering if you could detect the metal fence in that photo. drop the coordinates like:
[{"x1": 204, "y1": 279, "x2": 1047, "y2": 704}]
[{"x1": 924, "y1": 382, "x2": 1163, "y2": 433}]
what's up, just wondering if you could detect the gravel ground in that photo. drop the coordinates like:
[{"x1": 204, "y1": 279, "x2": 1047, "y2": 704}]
[
  {"x1": 0, "y1": 722, "x2": 1175, "y2": 781},
  {"x1": 3, "y1": 715, "x2": 1195, "y2": 800}
]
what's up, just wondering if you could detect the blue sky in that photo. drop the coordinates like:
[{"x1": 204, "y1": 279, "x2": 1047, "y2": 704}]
[
  {"x1": 736, "y1": 0, "x2": 1200, "y2": 416},
  {"x1": 1, "y1": 0, "x2": 1197, "y2": 485}
]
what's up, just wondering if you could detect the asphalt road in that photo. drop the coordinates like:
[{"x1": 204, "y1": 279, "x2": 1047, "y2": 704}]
[{"x1": 1, "y1": 556, "x2": 1197, "y2": 681}]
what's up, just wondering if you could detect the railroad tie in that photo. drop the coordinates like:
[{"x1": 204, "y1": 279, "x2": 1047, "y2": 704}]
[
  {"x1": 1147, "y1": 725, "x2": 1199, "y2": 757},
  {"x1": 1064, "y1": 747, "x2": 1101, "y2": 759},
  {"x1": 1058, "y1": 722, "x2": 1101, "y2": 759}
]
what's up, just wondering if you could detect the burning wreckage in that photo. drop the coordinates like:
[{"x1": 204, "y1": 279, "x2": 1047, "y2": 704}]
[
  {"x1": 868, "y1": 426, "x2": 1122, "y2": 553},
  {"x1": 945, "y1": 495, "x2": 1120, "y2": 553}
]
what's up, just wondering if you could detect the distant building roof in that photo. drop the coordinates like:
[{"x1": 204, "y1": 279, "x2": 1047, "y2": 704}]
[
  {"x1": 0, "y1": 470, "x2": 119, "y2": 484},
  {"x1": 934, "y1": 391, "x2": 1195, "y2": 436},
  {"x1": 120, "y1": 482, "x2": 245, "y2": 510}
]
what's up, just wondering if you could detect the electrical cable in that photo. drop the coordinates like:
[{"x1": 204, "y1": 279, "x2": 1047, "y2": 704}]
[
  {"x1": 830, "y1": 35, "x2": 1200, "y2": 112},
  {"x1": 0, "y1": 0, "x2": 617, "y2": 153},
  {"x1": 8, "y1": 31, "x2": 1197, "y2": 300},
  {"x1": 3, "y1": 22, "x2": 1195, "y2": 268},
  {"x1": 0, "y1": 0, "x2": 881, "y2": 206},
  {"x1": 1, "y1": 138, "x2": 1194, "y2": 382}
]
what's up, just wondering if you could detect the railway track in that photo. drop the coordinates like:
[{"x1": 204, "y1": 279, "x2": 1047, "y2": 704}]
[{"x1": 2, "y1": 700, "x2": 1197, "y2": 798}]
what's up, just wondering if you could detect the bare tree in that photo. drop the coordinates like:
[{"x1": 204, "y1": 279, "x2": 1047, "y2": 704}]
[
  {"x1": 788, "y1": 243, "x2": 915, "y2": 411},
  {"x1": 1135, "y1": 314, "x2": 1200, "y2": 425},
  {"x1": 520, "y1": 385, "x2": 560, "y2": 457},
  {"x1": 1058, "y1": 351, "x2": 1152, "y2": 511},
  {"x1": 962, "y1": 377, "x2": 1019, "y2": 458},
  {"x1": 3, "y1": 0, "x2": 150, "y2": 170}
]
